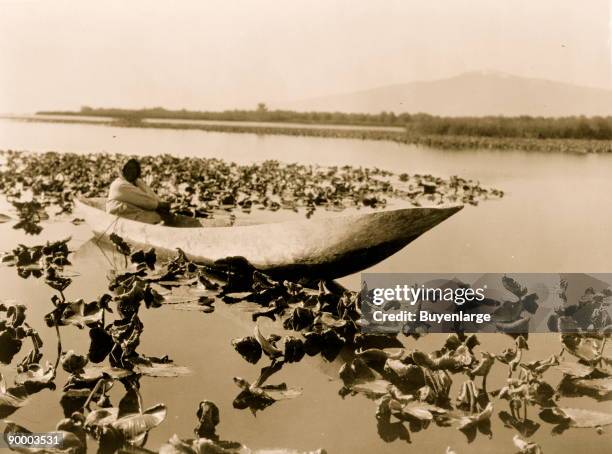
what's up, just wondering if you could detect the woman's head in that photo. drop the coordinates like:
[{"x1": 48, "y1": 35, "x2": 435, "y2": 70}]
[{"x1": 121, "y1": 158, "x2": 141, "y2": 183}]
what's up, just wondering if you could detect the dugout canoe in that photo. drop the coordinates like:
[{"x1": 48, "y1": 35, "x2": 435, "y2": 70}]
[{"x1": 75, "y1": 197, "x2": 462, "y2": 279}]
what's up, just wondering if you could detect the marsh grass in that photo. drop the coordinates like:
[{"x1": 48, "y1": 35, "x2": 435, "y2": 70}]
[{"x1": 25, "y1": 111, "x2": 612, "y2": 153}]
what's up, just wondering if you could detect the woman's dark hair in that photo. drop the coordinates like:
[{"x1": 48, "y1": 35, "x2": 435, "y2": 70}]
[{"x1": 122, "y1": 158, "x2": 141, "y2": 182}]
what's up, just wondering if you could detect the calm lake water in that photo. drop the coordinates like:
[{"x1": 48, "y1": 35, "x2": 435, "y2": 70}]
[{"x1": 0, "y1": 117, "x2": 611, "y2": 453}]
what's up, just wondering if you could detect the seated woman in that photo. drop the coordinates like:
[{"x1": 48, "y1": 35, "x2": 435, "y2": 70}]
[{"x1": 106, "y1": 158, "x2": 171, "y2": 224}]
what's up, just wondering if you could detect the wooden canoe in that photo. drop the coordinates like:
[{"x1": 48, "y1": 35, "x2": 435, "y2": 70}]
[{"x1": 75, "y1": 197, "x2": 462, "y2": 279}]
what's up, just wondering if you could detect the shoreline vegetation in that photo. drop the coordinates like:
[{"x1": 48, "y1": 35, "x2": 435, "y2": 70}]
[{"x1": 18, "y1": 106, "x2": 612, "y2": 153}]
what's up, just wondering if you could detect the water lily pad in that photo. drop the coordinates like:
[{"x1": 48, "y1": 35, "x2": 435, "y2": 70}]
[
  {"x1": 86, "y1": 403, "x2": 167, "y2": 443},
  {"x1": 85, "y1": 407, "x2": 119, "y2": 429},
  {"x1": 162, "y1": 285, "x2": 210, "y2": 305},
  {"x1": 357, "y1": 348, "x2": 404, "y2": 364},
  {"x1": 195, "y1": 400, "x2": 220, "y2": 439},
  {"x1": 109, "y1": 233, "x2": 131, "y2": 256},
  {"x1": 513, "y1": 435, "x2": 543, "y2": 454},
  {"x1": 233, "y1": 376, "x2": 301, "y2": 413},
  {"x1": 253, "y1": 324, "x2": 283, "y2": 359},
  {"x1": 0, "y1": 374, "x2": 29, "y2": 418},
  {"x1": 88, "y1": 326, "x2": 114, "y2": 363},
  {"x1": 222, "y1": 292, "x2": 252, "y2": 304},
  {"x1": 383, "y1": 360, "x2": 425, "y2": 390},
  {"x1": 80, "y1": 365, "x2": 132, "y2": 381},
  {"x1": 284, "y1": 336, "x2": 305, "y2": 363},
  {"x1": 283, "y1": 306, "x2": 315, "y2": 331},
  {"x1": 0, "y1": 329, "x2": 23, "y2": 364},
  {"x1": 393, "y1": 403, "x2": 435, "y2": 422},
  {"x1": 61, "y1": 350, "x2": 88, "y2": 375},
  {"x1": 457, "y1": 402, "x2": 494, "y2": 431},
  {"x1": 130, "y1": 248, "x2": 157, "y2": 269},
  {"x1": 112, "y1": 403, "x2": 167, "y2": 440},
  {"x1": 502, "y1": 275, "x2": 528, "y2": 298},
  {"x1": 232, "y1": 336, "x2": 262, "y2": 364},
  {"x1": 348, "y1": 379, "x2": 392, "y2": 399},
  {"x1": 46, "y1": 298, "x2": 103, "y2": 328},
  {"x1": 562, "y1": 335, "x2": 603, "y2": 362},
  {"x1": 133, "y1": 359, "x2": 191, "y2": 378},
  {"x1": 540, "y1": 406, "x2": 612, "y2": 431},
  {"x1": 556, "y1": 361, "x2": 594, "y2": 378},
  {"x1": 14, "y1": 361, "x2": 54, "y2": 388},
  {"x1": 559, "y1": 376, "x2": 612, "y2": 401},
  {"x1": 339, "y1": 358, "x2": 382, "y2": 384}
]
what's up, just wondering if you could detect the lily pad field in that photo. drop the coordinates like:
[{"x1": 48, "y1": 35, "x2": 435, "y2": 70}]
[{"x1": 0, "y1": 122, "x2": 611, "y2": 454}]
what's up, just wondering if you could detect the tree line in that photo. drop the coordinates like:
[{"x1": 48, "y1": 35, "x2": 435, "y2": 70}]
[{"x1": 36, "y1": 106, "x2": 612, "y2": 140}]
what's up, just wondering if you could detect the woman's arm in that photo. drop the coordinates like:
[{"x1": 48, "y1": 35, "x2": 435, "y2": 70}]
[{"x1": 109, "y1": 179, "x2": 159, "y2": 210}]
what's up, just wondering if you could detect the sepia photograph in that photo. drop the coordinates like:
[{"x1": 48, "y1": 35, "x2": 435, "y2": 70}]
[{"x1": 0, "y1": 1, "x2": 611, "y2": 453}]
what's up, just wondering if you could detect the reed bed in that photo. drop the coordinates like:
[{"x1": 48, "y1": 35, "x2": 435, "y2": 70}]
[{"x1": 13, "y1": 116, "x2": 612, "y2": 154}]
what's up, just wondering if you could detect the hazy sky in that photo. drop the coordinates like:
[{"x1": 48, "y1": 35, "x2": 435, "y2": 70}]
[{"x1": 1, "y1": 0, "x2": 610, "y2": 112}]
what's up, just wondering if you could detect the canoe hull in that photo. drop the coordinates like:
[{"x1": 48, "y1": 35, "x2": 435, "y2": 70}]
[{"x1": 75, "y1": 198, "x2": 462, "y2": 279}]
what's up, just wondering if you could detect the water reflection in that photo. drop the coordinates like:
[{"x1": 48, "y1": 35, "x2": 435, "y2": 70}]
[{"x1": 1, "y1": 227, "x2": 611, "y2": 453}]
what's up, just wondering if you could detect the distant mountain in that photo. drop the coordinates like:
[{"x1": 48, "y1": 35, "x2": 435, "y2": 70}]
[{"x1": 282, "y1": 71, "x2": 612, "y2": 116}]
